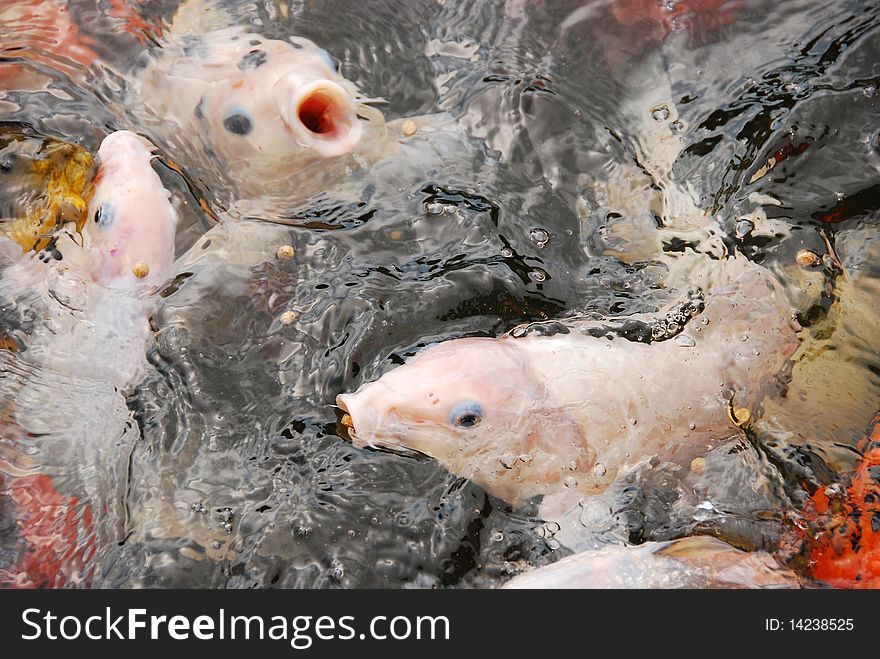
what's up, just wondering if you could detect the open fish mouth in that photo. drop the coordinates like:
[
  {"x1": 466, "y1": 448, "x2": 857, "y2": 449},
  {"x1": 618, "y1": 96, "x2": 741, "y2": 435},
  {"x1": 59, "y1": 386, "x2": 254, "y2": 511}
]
[{"x1": 279, "y1": 79, "x2": 363, "y2": 157}]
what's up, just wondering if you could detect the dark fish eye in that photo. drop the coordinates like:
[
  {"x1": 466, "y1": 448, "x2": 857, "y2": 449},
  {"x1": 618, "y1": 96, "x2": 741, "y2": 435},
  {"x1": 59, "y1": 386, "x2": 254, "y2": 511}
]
[
  {"x1": 223, "y1": 109, "x2": 252, "y2": 135},
  {"x1": 450, "y1": 402, "x2": 483, "y2": 428},
  {"x1": 94, "y1": 203, "x2": 114, "y2": 226}
]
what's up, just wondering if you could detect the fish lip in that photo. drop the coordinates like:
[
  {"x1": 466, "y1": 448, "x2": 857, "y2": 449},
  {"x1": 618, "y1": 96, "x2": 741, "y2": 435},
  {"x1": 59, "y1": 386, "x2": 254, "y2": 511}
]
[
  {"x1": 283, "y1": 80, "x2": 363, "y2": 157},
  {"x1": 336, "y1": 392, "x2": 369, "y2": 443},
  {"x1": 336, "y1": 392, "x2": 430, "y2": 461}
]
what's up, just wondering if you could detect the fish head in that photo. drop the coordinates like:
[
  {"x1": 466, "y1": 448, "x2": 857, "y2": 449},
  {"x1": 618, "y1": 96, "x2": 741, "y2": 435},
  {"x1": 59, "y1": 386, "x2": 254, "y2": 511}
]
[
  {"x1": 337, "y1": 337, "x2": 598, "y2": 505},
  {"x1": 193, "y1": 37, "x2": 364, "y2": 164},
  {"x1": 82, "y1": 130, "x2": 178, "y2": 287}
]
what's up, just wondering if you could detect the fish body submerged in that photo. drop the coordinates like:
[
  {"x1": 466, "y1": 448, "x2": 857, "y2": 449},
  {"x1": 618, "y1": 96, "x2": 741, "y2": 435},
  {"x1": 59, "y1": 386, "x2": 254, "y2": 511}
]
[
  {"x1": 338, "y1": 254, "x2": 799, "y2": 508},
  {"x1": 502, "y1": 536, "x2": 800, "y2": 589},
  {"x1": 127, "y1": 2, "x2": 384, "y2": 206},
  {"x1": 3, "y1": 129, "x2": 178, "y2": 387},
  {"x1": 0, "y1": 130, "x2": 177, "y2": 587},
  {"x1": 777, "y1": 413, "x2": 880, "y2": 589},
  {"x1": 0, "y1": 126, "x2": 95, "y2": 254}
]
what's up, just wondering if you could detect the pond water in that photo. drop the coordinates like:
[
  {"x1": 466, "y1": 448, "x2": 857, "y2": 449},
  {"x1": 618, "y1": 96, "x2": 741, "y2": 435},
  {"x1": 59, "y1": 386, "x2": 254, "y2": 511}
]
[{"x1": 1, "y1": 0, "x2": 879, "y2": 587}]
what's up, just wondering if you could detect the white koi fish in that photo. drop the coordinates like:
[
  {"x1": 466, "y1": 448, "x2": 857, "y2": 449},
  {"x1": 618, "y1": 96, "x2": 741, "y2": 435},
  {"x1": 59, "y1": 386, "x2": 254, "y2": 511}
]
[{"x1": 337, "y1": 253, "x2": 800, "y2": 509}]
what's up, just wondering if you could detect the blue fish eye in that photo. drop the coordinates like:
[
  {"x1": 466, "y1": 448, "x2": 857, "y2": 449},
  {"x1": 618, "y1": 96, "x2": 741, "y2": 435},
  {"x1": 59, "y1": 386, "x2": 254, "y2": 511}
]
[
  {"x1": 315, "y1": 47, "x2": 339, "y2": 72},
  {"x1": 450, "y1": 402, "x2": 483, "y2": 428},
  {"x1": 94, "y1": 202, "x2": 114, "y2": 227}
]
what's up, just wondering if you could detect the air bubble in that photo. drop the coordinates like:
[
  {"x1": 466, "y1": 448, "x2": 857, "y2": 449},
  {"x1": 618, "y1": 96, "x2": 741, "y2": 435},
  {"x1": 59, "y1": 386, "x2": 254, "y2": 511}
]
[
  {"x1": 563, "y1": 476, "x2": 578, "y2": 488},
  {"x1": 651, "y1": 104, "x2": 670, "y2": 122},
  {"x1": 500, "y1": 247, "x2": 513, "y2": 258},
  {"x1": 530, "y1": 269, "x2": 548, "y2": 283},
  {"x1": 529, "y1": 227, "x2": 550, "y2": 247},
  {"x1": 694, "y1": 500, "x2": 715, "y2": 522},
  {"x1": 734, "y1": 219, "x2": 754, "y2": 239},
  {"x1": 328, "y1": 557, "x2": 345, "y2": 582}
]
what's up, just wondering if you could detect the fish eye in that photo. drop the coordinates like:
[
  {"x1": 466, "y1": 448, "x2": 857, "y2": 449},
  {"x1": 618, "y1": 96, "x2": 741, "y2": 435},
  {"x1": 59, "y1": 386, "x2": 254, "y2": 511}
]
[
  {"x1": 94, "y1": 203, "x2": 114, "y2": 226},
  {"x1": 315, "y1": 48, "x2": 340, "y2": 72},
  {"x1": 223, "y1": 109, "x2": 253, "y2": 135},
  {"x1": 450, "y1": 402, "x2": 483, "y2": 428}
]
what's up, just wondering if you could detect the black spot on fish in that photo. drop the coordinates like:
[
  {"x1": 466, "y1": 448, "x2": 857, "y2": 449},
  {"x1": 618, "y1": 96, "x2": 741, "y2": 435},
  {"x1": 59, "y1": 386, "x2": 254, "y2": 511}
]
[
  {"x1": 249, "y1": 39, "x2": 261, "y2": 46},
  {"x1": 238, "y1": 49, "x2": 267, "y2": 70},
  {"x1": 223, "y1": 111, "x2": 252, "y2": 136},
  {"x1": 37, "y1": 236, "x2": 62, "y2": 261},
  {"x1": 194, "y1": 97, "x2": 205, "y2": 120}
]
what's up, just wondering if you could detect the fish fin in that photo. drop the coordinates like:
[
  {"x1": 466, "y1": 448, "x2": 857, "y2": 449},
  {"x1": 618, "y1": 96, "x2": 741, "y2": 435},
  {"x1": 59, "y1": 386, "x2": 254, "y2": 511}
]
[{"x1": 656, "y1": 535, "x2": 743, "y2": 560}]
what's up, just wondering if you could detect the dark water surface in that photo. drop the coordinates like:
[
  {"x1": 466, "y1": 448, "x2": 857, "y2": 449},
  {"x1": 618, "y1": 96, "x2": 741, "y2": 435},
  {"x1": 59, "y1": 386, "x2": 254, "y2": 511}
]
[{"x1": 1, "y1": 0, "x2": 879, "y2": 587}]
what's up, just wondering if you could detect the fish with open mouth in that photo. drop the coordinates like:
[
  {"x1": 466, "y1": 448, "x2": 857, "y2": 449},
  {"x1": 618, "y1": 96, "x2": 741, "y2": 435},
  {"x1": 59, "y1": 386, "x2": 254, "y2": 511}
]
[{"x1": 116, "y1": 0, "x2": 400, "y2": 213}]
